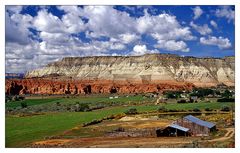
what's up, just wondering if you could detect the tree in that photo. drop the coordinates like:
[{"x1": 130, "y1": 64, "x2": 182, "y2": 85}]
[
  {"x1": 75, "y1": 103, "x2": 90, "y2": 112},
  {"x1": 158, "y1": 106, "x2": 167, "y2": 112},
  {"x1": 221, "y1": 106, "x2": 230, "y2": 112},
  {"x1": 222, "y1": 90, "x2": 232, "y2": 98},
  {"x1": 20, "y1": 101, "x2": 27, "y2": 108},
  {"x1": 125, "y1": 108, "x2": 138, "y2": 115}
]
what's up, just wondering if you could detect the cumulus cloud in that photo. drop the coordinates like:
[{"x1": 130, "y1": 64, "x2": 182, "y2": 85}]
[
  {"x1": 200, "y1": 36, "x2": 232, "y2": 49},
  {"x1": 5, "y1": 11, "x2": 33, "y2": 45},
  {"x1": 33, "y1": 10, "x2": 66, "y2": 33},
  {"x1": 154, "y1": 40, "x2": 189, "y2": 52},
  {"x1": 210, "y1": 20, "x2": 218, "y2": 29},
  {"x1": 131, "y1": 44, "x2": 159, "y2": 55},
  {"x1": 6, "y1": 5, "x2": 233, "y2": 73},
  {"x1": 192, "y1": 6, "x2": 203, "y2": 20},
  {"x1": 215, "y1": 6, "x2": 234, "y2": 23},
  {"x1": 190, "y1": 21, "x2": 212, "y2": 35}
]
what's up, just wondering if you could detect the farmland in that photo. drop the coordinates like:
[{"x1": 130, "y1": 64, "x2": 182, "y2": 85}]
[{"x1": 5, "y1": 94, "x2": 235, "y2": 147}]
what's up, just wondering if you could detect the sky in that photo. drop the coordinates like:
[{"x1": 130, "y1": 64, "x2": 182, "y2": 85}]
[{"x1": 5, "y1": 5, "x2": 235, "y2": 73}]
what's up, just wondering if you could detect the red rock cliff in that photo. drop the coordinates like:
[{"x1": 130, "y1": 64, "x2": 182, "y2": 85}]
[{"x1": 5, "y1": 78, "x2": 195, "y2": 95}]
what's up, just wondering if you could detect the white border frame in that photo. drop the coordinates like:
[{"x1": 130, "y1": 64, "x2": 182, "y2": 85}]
[{"x1": 0, "y1": 0, "x2": 239, "y2": 153}]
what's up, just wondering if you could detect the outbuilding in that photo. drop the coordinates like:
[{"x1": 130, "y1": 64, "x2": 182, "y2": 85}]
[
  {"x1": 156, "y1": 123, "x2": 190, "y2": 137},
  {"x1": 175, "y1": 115, "x2": 216, "y2": 136}
]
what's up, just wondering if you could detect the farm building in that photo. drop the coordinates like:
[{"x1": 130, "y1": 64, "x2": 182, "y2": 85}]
[
  {"x1": 156, "y1": 124, "x2": 190, "y2": 137},
  {"x1": 175, "y1": 115, "x2": 216, "y2": 136}
]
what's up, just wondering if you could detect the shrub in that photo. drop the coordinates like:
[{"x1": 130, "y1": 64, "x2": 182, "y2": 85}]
[
  {"x1": 158, "y1": 106, "x2": 167, "y2": 112},
  {"x1": 20, "y1": 101, "x2": 27, "y2": 108},
  {"x1": 217, "y1": 98, "x2": 234, "y2": 102},
  {"x1": 177, "y1": 99, "x2": 187, "y2": 103},
  {"x1": 56, "y1": 102, "x2": 61, "y2": 106},
  {"x1": 125, "y1": 108, "x2": 138, "y2": 115},
  {"x1": 75, "y1": 103, "x2": 90, "y2": 112},
  {"x1": 205, "y1": 108, "x2": 213, "y2": 111},
  {"x1": 114, "y1": 127, "x2": 125, "y2": 132},
  {"x1": 193, "y1": 108, "x2": 201, "y2": 112},
  {"x1": 167, "y1": 109, "x2": 178, "y2": 112},
  {"x1": 221, "y1": 106, "x2": 230, "y2": 112},
  {"x1": 82, "y1": 119, "x2": 102, "y2": 127}
]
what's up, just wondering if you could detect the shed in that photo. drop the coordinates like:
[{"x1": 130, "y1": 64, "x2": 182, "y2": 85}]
[
  {"x1": 176, "y1": 115, "x2": 216, "y2": 136},
  {"x1": 156, "y1": 123, "x2": 190, "y2": 137}
]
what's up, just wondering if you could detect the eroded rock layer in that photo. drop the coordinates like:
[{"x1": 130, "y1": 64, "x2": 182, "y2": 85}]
[
  {"x1": 25, "y1": 54, "x2": 234, "y2": 87},
  {"x1": 5, "y1": 79, "x2": 195, "y2": 95},
  {"x1": 6, "y1": 54, "x2": 234, "y2": 95}
]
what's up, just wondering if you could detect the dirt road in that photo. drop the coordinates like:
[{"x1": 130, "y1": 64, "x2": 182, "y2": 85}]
[{"x1": 207, "y1": 128, "x2": 234, "y2": 142}]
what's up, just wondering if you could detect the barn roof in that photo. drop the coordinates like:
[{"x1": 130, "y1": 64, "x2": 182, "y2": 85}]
[
  {"x1": 184, "y1": 115, "x2": 216, "y2": 128},
  {"x1": 169, "y1": 124, "x2": 189, "y2": 132}
]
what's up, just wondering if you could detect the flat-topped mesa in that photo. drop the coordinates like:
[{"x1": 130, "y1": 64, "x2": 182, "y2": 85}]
[{"x1": 25, "y1": 53, "x2": 235, "y2": 87}]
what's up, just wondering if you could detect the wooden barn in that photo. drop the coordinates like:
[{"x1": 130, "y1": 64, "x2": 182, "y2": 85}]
[
  {"x1": 156, "y1": 123, "x2": 190, "y2": 137},
  {"x1": 175, "y1": 115, "x2": 216, "y2": 136}
]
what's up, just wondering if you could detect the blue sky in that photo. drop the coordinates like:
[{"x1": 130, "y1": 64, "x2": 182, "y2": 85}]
[{"x1": 5, "y1": 5, "x2": 235, "y2": 73}]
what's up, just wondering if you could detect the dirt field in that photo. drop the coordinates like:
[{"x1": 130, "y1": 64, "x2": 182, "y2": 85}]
[{"x1": 30, "y1": 113, "x2": 235, "y2": 148}]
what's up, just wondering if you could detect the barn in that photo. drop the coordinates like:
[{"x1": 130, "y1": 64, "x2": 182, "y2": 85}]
[
  {"x1": 175, "y1": 115, "x2": 216, "y2": 136},
  {"x1": 156, "y1": 123, "x2": 190, "y2": 137}
]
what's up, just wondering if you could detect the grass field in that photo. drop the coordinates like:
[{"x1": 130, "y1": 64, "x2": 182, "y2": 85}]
[
  {"x1": 6, "y1": 95, "x2": 152, "y2": 109},
  {"x1": 158, "y1": 102, "x2": 234, "y2": 110},
  {"x1": 6, "y1": 98, "x2": 61, "y2": 108},
  {"x1": 6, "y1": 105, "x2": 158, "y2": 147},
  {"x1": 5, "y1": 95, "x2": 234, "y2": 147}
]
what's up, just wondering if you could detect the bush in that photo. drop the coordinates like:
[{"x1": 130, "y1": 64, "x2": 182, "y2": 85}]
[
  {"x1": 221, "y1": 106, "x2": 230, "y2": 112},
  {"x1": 167, "y1": 109, "x2": 178, "y2": 112},
  {"x1": 158, "y1": 106, "x2": 167, "y2": 112},
  {"x1": 75, "y1": 103, "x2": 90, "y2": 112},
  {"x1": 205, "y1": 108, "x2": 213, "y2": 111},
  {"x1": 114, "y1": 127, "x2": 125, "y2": 132},
  {"x1": 221, "y1": 90, "x2": 232, "y2": 98},
  {"x1": 177, "y1": 99, "x2": 187, "y2": 103},
  {"x1": 82, "y1": 119, "x2": 102, "y2": 127},
  {"x1": 56, "y1": 102, "x2": 61, "y2": 106},
  {"x1": 217, "y1": 98, "x2": 234, "y2": 102},
  {"x1": 125, "y1": 108, "x2": 138, "y2": 115},
  {"x1": 193, "y1": 108, "x2": 201, "y2": 112},
  {"x1": 20, "y1": 101, "x2": 27, "y2": 108}
]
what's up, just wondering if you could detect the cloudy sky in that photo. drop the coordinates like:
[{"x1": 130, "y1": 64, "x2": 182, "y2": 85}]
[{"x1": 5, "y1": 5, "x2": 235, "y2": 73}]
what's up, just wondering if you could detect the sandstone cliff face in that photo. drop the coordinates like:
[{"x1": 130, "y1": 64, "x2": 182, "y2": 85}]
[
  {"x1": 5, "y1": 79, "x2": 195, "y2": 95},
  {"x1": 25, "y1": 54, "x2": 235, "y2": 87}
]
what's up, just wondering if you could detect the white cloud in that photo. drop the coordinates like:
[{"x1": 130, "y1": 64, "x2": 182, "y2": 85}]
[
  {"x1": 210, "y1": 20, "x2": 218, "y2": 29},
  {"x1": 200, "y1": 36, "x2": 232, "y2": 49},
  {"x1": 33, "y1": 10, "x2": 66, "y2": 33},
  {"x1": 5, "y1": 6, "x2": 198, "y2": 72},
  {"x1": 190, "y1": 21, "x2": 212, "y2": 35},
  {"x1": 154, "y1": 40, "x2": 189, "y2": 52},
  {"x1": 6, "y1": 6, "x2": 23, "y2": 14},
  {"x1": 131, "y1": 44, "x2": 159, "y2": 55},
  {"x1": 192, "y1": 6, "x2": 203, "y2": 20},
  {"x1": 118, "y1": 33, "x2": 140, "y2": 44},
  {"x1": 215, "y1": 6, "x2": 234, "y2": 23},
  {"x1": 5, "y1": 11, "x2": 32, "y2": 45},
  {"x1": 80, "y1": 6, "x2": 135, "y2": 38}
]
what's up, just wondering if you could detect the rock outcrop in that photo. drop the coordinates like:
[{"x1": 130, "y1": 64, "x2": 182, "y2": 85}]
[
  {"x1": 5, "y1": 54, "x2": 234, "y2": 95},
  {"x1": 5, "y1": 79, "x2": 195, "y2": 95},
  {"x1": 25, "y1": 54, "x2": 234, "y2": 87}
]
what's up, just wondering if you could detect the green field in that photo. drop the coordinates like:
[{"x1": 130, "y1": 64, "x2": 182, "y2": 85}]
[
  {"x1": 5, "y1": 95, "x2": 234, "y2": 147},
  {"x1": 6, "y1": 105, "x2": 158, "y2": 147},
  {"x1": 6, "y1": 95, "x2": 151, "y2": 109},
  {"x1": 6, "y1": 98, "x2": 60, "y2": 108}
]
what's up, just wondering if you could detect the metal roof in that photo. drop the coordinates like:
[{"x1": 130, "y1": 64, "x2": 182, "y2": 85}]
[
  {"x1": 184, "y1": 115, "x2": 216, "y2": 128},
  {"x1": 169, "y1": 124, "x2": 189, "y2": 132}
]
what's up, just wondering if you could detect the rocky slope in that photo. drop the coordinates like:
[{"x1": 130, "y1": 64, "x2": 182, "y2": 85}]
[
  {"x1": 25, "y1": 54, "x2": 234, "y2": 87},
  {"x1": 6, "y1": 54, "x2": 234, "y2": 95}
]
